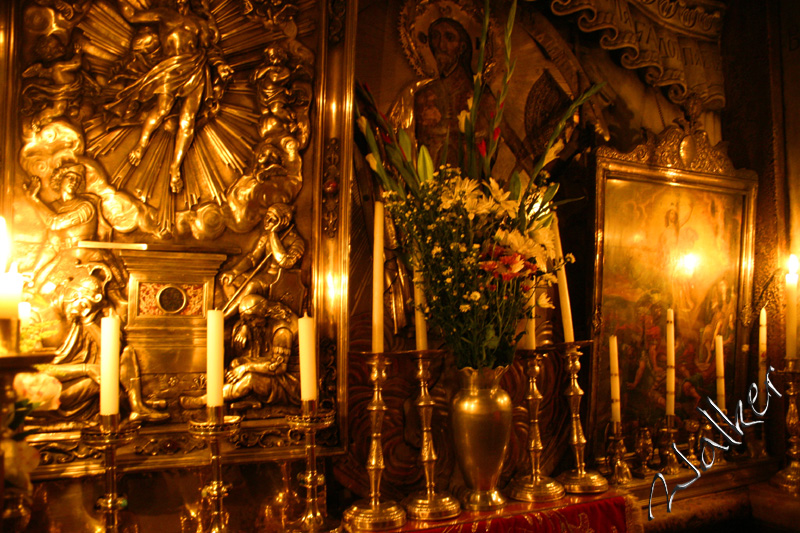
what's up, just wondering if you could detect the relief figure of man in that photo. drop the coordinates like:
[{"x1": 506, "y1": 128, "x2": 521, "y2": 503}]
[
  {"x1": 111, "y1": 0, "x2": 233, "y2": 193},
  {"x1": 220, "y1": 203, "x2": 304, "y2": 318},
  {"x1": 180, "y1": 294, "x2": 300, "y2": 409},
  {"x1": 33, "y1": 267, "x2": 168, "y2": 423}
]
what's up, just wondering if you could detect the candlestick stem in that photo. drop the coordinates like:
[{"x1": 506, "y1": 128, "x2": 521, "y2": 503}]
[
  {"x1": 82, "y1": 414, "x2": 140, "y2": 533},
  {"x1": 343, "y1": 352, "x2": 405, "y2": 531},
  {"x1": 188, "y1": 406, "x2": 241, "y2": 533},
  {"x1": 556, "y1": 342, "x2": 608, "y2": 494},
  {"x1": 658, "y1": 415, "x2": 681, "y2": 475},
  {"x1": 287, "y1": 401, "x2": 340, "y2": 532},
  {"x1": 509, "y1": 348, "x2": 565, "y2": 501},
  {"x1": 402, "y1": 350, "x2": 460, "y2": 520},
  {"x1": 771, "y1": 369, "x2": 800, "y2": 492}
]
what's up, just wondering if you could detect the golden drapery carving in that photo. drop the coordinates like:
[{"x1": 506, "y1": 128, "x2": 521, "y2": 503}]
[{"x1": 549, "y1": 0, "x2": 726, "y2": 110}]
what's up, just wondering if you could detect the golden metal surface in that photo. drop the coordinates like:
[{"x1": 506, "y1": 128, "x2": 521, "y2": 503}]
[
  {"x1": 509, "y1": 348, "x2": 566, "y2": 503},
  {"x1": 658, "y1": 415, "x2": 682, "y2": 476},
  {"x1": 556, "y1": 342, "x2": 608, "y2": 495},
  {"x1": 632, "y1": 426, "x2": 658, "y2": 478},
  {"x1": 772, "y1": 370, "x2": 800, "y2": 493},
  {"x1": 0, "y1": 0, "x2": 361, "y2": 484},
  {"x1": 401, "y1": 350, "x2": 460, "y2": 521},
  {"x1": 81, "y1": 415, "x2": 142, "y2": 533},
  {"x1": 342, "y1": 352, "x2": 406, "y2": 531},
  {"x1": 606, "y1": 421, "x2": 633, "y2": 486},
  {"x1": 188, "y1": 406, "x2": 241, "y2": 533},
  {"x1": 286, "y1": 401, "x2": 340, "y2": 533},
  {"x1": 451, "y1": 365, "x2": 512, "y2": 512}
]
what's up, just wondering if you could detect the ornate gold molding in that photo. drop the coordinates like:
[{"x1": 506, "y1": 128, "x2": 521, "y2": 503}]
[
  {"x1": 596, "y1": 97, "x2": 734, "y2": 175},
  {"x1": 549, "y1": 0, "x2": 726, "y2": 110}
]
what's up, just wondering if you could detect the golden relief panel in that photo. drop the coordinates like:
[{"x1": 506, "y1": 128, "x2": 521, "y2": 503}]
[{"x1": 1, "y1": 0, "x2": 357, "y2": 477}]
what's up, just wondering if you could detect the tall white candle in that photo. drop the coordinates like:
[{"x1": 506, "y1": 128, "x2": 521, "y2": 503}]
[
  {"x1": 0, "y1": 266, "x2": 22, "y2": 321},
  {"x1": 715, "y1": 334, "x2": 726, "y2": 409},
  {"x1": 786, "y1": 255, "x2": 798, "y2": 360},
  {"x1": 666, "y1": 309, "x2": 676, "y2": 416},
  {"x1": 0, "y1": 217, "x2": 22, "y2": 320},
  {"x1": 206, "y1": 310, "x2": 225, "y2": 407},
  {"x1": 552, "y1": 214, "x2": 574, "y2": 342},
  {"x1": 759, "y1": 307, "x2": 767, "y2": 410},
  {"x1": 298, "y1": 312, "x2": 318, "y2": 401},
  {"x1": 413, "y1": 266, "x2": 428, "y2": 351},
  {"x1": 609, "y1": 335, "x2": 621, "y2": 423},
  {"x1": 100, "y1": 315, "x2": 121, "y2": 415},
  {"x1": 372, "y1": 200, "x2": 385, "y2": 353}
]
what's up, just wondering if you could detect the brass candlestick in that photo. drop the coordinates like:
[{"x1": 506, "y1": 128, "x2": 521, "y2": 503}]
[
  {"x1": 606, "y1": 421, "x2": 633, "y2": 485},
  {"x1": 684, "y1": 419, "x2": 702, "y2": 468},
  {"x1": 509, "y1": 347, "x2": 565, "y2": 502},
  {"x1": 771, "y1": 366, "x2": 800, "y2": 492},
  {"x1": 286, "y1": 400, "x2": 341, "y2": 533},
  {"x1": 188, "y1": 405, "x2": 241, "y2": 533},
  {"x1": 401, "y1": 350, "x2": 460, "y2": 520},
  {"x1": 81, "y1": 414, "x2": 141, "y2": 533},
  {"x1": 556, "y1": 341, "x2": 608, "y2": 494},
  {"x1": 658, "y1": 415, "x2": 681, "y2": 475},
  {"x1": 343, "y1": 352, "x2": 406, "y2": 531}
]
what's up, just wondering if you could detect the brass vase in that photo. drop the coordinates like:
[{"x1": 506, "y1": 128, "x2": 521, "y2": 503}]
[{"x1": 451, "y1": 366, "x2": 512, "y2": 511}]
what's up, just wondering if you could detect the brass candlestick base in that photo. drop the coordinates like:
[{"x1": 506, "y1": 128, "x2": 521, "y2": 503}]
[
  {"x1": 188, "y1": 406, "x2": 242, "y2": 533},
  {"x1": 402, "y1": 350, "x2": 460, "y2": 521},
  {"x1": 343, "y1": 352, "x2": 406, "y2": 532},
  {"x1": 606, "y1": 422, "x2": 633, "y2": 486},
  {"x1": 659, "y1": 415, "x2": 681, "y2": 475},
  {"x1": 771, "y1": 368, "x2": 800, "y2": 493},
  {"x1": 81, "y1": 414, "x2": 141, "y2": 533},
  {"x1": 286, "y1": 400, "x2": 341, "y2": 533},
  {"x1": 555, "y1": 341, "x2": 608, "y2": 494},
  {"x1": 509, "y1": 347, "x2": 565, "y2": 502}
]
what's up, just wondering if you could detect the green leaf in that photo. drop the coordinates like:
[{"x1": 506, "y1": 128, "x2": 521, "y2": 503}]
[
  {"x1": 509, "y1": 170, "x2": 521, "y2": 200},
  {"x1": 485, "y1": 326, "x2": 500, "y2": 351},
  {"x1": 398, "y1": 129, "x2": 413, "y2": 162},
  {"x1": 540, "y1": 182, "x2": 559, "y2": 206},
  {"x1": 417, "y1": 145, "x2": 434, "y2": 183}
]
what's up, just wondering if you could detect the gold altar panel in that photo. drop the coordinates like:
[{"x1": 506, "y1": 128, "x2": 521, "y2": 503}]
[{"x1": 0, "y1": 0, "x2": 360, "y2": 481}]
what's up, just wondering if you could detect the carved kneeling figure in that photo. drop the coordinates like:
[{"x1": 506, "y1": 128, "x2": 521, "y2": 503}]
[
  {"x1": 32, "y1": 267, "x2": 169, "y2": 424},
  {"x1": 181, "y1": 295, "x2": 300, "y2": 409}
]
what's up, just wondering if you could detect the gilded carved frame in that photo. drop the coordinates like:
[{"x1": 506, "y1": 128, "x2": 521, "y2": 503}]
[
  {"x1": 0, "y1": 0, "x2": 358, "y2": 479},
  {"x1": 590, "y1": 120, "x2": 757, "y2": 456}
]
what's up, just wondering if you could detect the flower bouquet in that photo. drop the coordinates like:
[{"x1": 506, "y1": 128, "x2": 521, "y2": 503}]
[{"x1": 356, "y1": 0, "x2": 602, "y2": 370}]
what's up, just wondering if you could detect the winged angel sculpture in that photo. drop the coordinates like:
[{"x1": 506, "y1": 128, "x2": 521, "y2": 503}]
[{"x1": 18, "y1": 0, "x2": 314, "y2": 239}]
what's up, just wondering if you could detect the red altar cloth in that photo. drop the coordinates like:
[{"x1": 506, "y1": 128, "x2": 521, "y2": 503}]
[{"x1": 400, "y1": 493, "x2": 632, "y2": 533}]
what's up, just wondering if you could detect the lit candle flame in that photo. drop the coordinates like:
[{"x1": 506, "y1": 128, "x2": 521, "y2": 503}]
[{"x1": 790, "y1": 254, "x2": 799, "y2": 275}]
